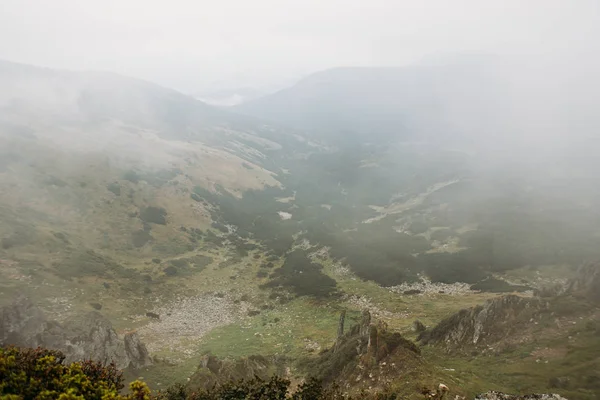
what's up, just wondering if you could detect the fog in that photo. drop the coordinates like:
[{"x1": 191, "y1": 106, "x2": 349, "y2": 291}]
[
  {"x1": 1, "y1": 0, "x2": 598, "y2": 94},
  {"x1": 2, "y1": 2, "x2": 600, "y2": 397}
]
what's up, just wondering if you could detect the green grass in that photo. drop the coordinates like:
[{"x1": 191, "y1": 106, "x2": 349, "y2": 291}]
[
  {"x1": 319, "y1": 257, "x2": 498, "y2": 332},
  {"x1": 198, "y1": 297, "x2": 358, "y2": 359},
  {"x1": 422, "y1": 322, "x2": 600, "y2": 400}
]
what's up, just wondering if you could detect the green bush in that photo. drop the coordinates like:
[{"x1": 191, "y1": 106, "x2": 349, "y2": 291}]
[
  {"x1": 54, "y1": 250, "x2": 138, "y2": 280},
  {"x1": 1, "y1": 346, "x2": 402, "y2": 400},
  {"x1": 132, "y1": 230, "x2": 153, "y2": 248},
  {"x1": 171, "y1": 259, "x2": 189, "y2": 268},
  {"x1": 140, "y1": 207, "x2": 168, "y2": 225},
  {"x1": 123, "y1": 170, "x2": 141, "y2": 183},
  {"x1": 0, "y1": 346, "x2": 149, "y2": 399},
  {"x1": 264, "y1": 250, "x2": 337, "y2": 298},
  {"x1": 470, "y1": 278, "x2": 530, "y2": 293},
  {"x1": 156, "y1": 376, "x2": 371, "y2": 400}
]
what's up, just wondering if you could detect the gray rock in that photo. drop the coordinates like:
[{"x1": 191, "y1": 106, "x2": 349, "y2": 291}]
[
  {"x1": 0, "y1": 297, "x2": 151, "y2": 370},
  {"x1": 124, "y1": 331, "x2": 152, "y2": 369},
  {"x1": 360, "y1": 309, "x2": 371, "y2": 336},
  {"x1": 189, "y1": 354, "x2": 279, "y2": 391},
  {"x1": 60, "y1": 311, "x2": 127, "y2": 367},
  {"x1": 565, "y1": 261, "x2": 600, "y2": 303},
  {"x1": 475, "y1": 391, "x2": 568, "y2": 400},
  {"x1": 0, "y1": 296, "x2": 49, "y2": 346},
  {"x1": 536, "y1": 261, "x2": 600, "y2": 302},
  {"x1": 419, "y1": 295, "x2": 546, "y2": 348}
]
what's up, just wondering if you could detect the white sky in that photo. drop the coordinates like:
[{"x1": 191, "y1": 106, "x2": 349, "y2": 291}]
[{"x1": 1, "y1": 0, "x2": 598, "y2": 92}]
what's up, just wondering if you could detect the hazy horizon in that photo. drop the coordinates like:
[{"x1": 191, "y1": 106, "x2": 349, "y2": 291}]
[{"x1": 2, "y1": 0, "x2": 599, "y2": 94}]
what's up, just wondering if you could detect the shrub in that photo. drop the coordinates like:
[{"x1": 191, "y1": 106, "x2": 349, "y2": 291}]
[
  {"x1": 188, "y1": 255, "x2": 213, "y2": 269},
  {"x1": 211, "y1": 222, "x2": 228, "y2": 233},
  {"x1": 54, "y1": 250, "x2": 137, "y2": 280},
  {"x1": 0, "y1": 346, "x2": 149, "y2": 399},
  {"x1": 1, "y1": 347, "x2": 397, "y2": 399},
  {"x1": 264, "y1": 250, "x2": 337, "y2": 298},
  {"x1": 171, "y1": 259, "x2": 189, "y2": 268},
  {"x1": 107, "y1": 182, "x2": 121, "y2": 196},
  {"x1": 132, "y1": 230, "x2": 153, "y2": 248},
  {"x1": 256, "y1": 270, "x2": 268, "y2": 278},
  {"x1": 470, "y1": 278, "x2": 530, "y2": 293},
  {"x1": 140, "y1": 207, "x2": 168, "y2": 225},
  {"x1": 123, "y1": 170, "x2": 141, "y2": 183}
]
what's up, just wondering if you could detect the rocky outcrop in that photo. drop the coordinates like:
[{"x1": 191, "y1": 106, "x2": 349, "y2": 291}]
[
  {"x1": 188, "y1": 354, "x2": 285, "y2": 391},
  {"x1": 475, "y1": 391, "x2": 567, "y2": 400},
  {"x1": 124, "y1": 331, "x2": 152, "y2": 369},
  {"x1": 0, "y1": 296, "x2": 52, "y2": 346},
  {"x1": 565, "y1": 261, "x2": 600, "y2": 303},
  {"x1": 337, "y1": 309, "x2": 346, "y2": 338},
  {"x1": 312, "y1": 309, "x2": 421, "y2": 392},
  {"x1": 419, "y1": 295, "x2": 547, "y2": 348},
  {"x1": 0, "y1": 297, "x2": 151, "y2": 369},
  {"x1": 334, "y1": 309, "x2": 347, "y2": 351},
  {"x1": 535, "y1": 261, "x2": 600, "y2": 302}
]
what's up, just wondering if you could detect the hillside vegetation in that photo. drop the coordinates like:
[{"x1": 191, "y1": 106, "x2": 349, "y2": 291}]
[{"x1": 1, "y1": 59, "x2": 599, "y2": 399}]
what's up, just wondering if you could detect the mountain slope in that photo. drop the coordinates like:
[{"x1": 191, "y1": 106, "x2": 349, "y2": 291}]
[
  {"x1": 234, "y1": 57, "x2": 514, "y2": 143},
  {"x1": 0, "y1": 60, "x2": 312, "y2": 318},
  {"x1": 231, "y1": 58, "x2": 600, "y2": 287},
  {"x1": 2, "y1": 58, "x2": 600, "y2": 399}
]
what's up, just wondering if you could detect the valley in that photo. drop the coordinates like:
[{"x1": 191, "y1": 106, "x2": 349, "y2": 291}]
[{"x1": 0, "y1": 59, "x2": 599, "y2": 400}]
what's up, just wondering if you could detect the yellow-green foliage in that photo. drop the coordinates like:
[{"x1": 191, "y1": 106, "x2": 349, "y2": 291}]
[
  {"x1": 1, "y1": 347, "x2": 403, "y2": 400},
  {"x1": 0, "y1": 347, "x2": 150, "y2": 400}
]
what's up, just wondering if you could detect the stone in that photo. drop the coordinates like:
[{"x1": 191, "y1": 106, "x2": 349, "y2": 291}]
[
  {"x1": 475, "y1": 391, "x2": 568, "y2": 400},
  {"x1": 419, "y1": 295, "x2": 546, "y2": 348},
  {"x1": 0, "y1": 296, "x2": 49, "y2": 346},
  {"x1": 360, "y1": 309, "x2": 371, "y2": 336},
  {"x1": 124, "y1": 331, "x2": 152, "y2": 369},
  {"x1": 566, "y1": 261, "x2": 600, "y2": 303},
  {"x1": 0, "y1": 297, "x2": 152, "y2": 370}
]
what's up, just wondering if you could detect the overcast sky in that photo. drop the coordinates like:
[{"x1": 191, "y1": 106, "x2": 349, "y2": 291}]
[{"x1": 1, "y1": 0, "x2": 598, "y2": 93}]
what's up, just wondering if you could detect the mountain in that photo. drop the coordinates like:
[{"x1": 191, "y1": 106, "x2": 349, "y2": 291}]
[
  {"x1": 235, "y1": 55, "x2": 600, "y2": 155},
  {"x1": 1, "y1": 58, "x2": 600, "y2": 399},
  {"x1": 234, "y1": 57, "x2": 516, "y2": 144},
  {"x1": 0, "y1": 59, "x2": 312, "y2": 322},
  {"x1": 195, "y1": 87, "x2": 271, "y2": 106}
]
